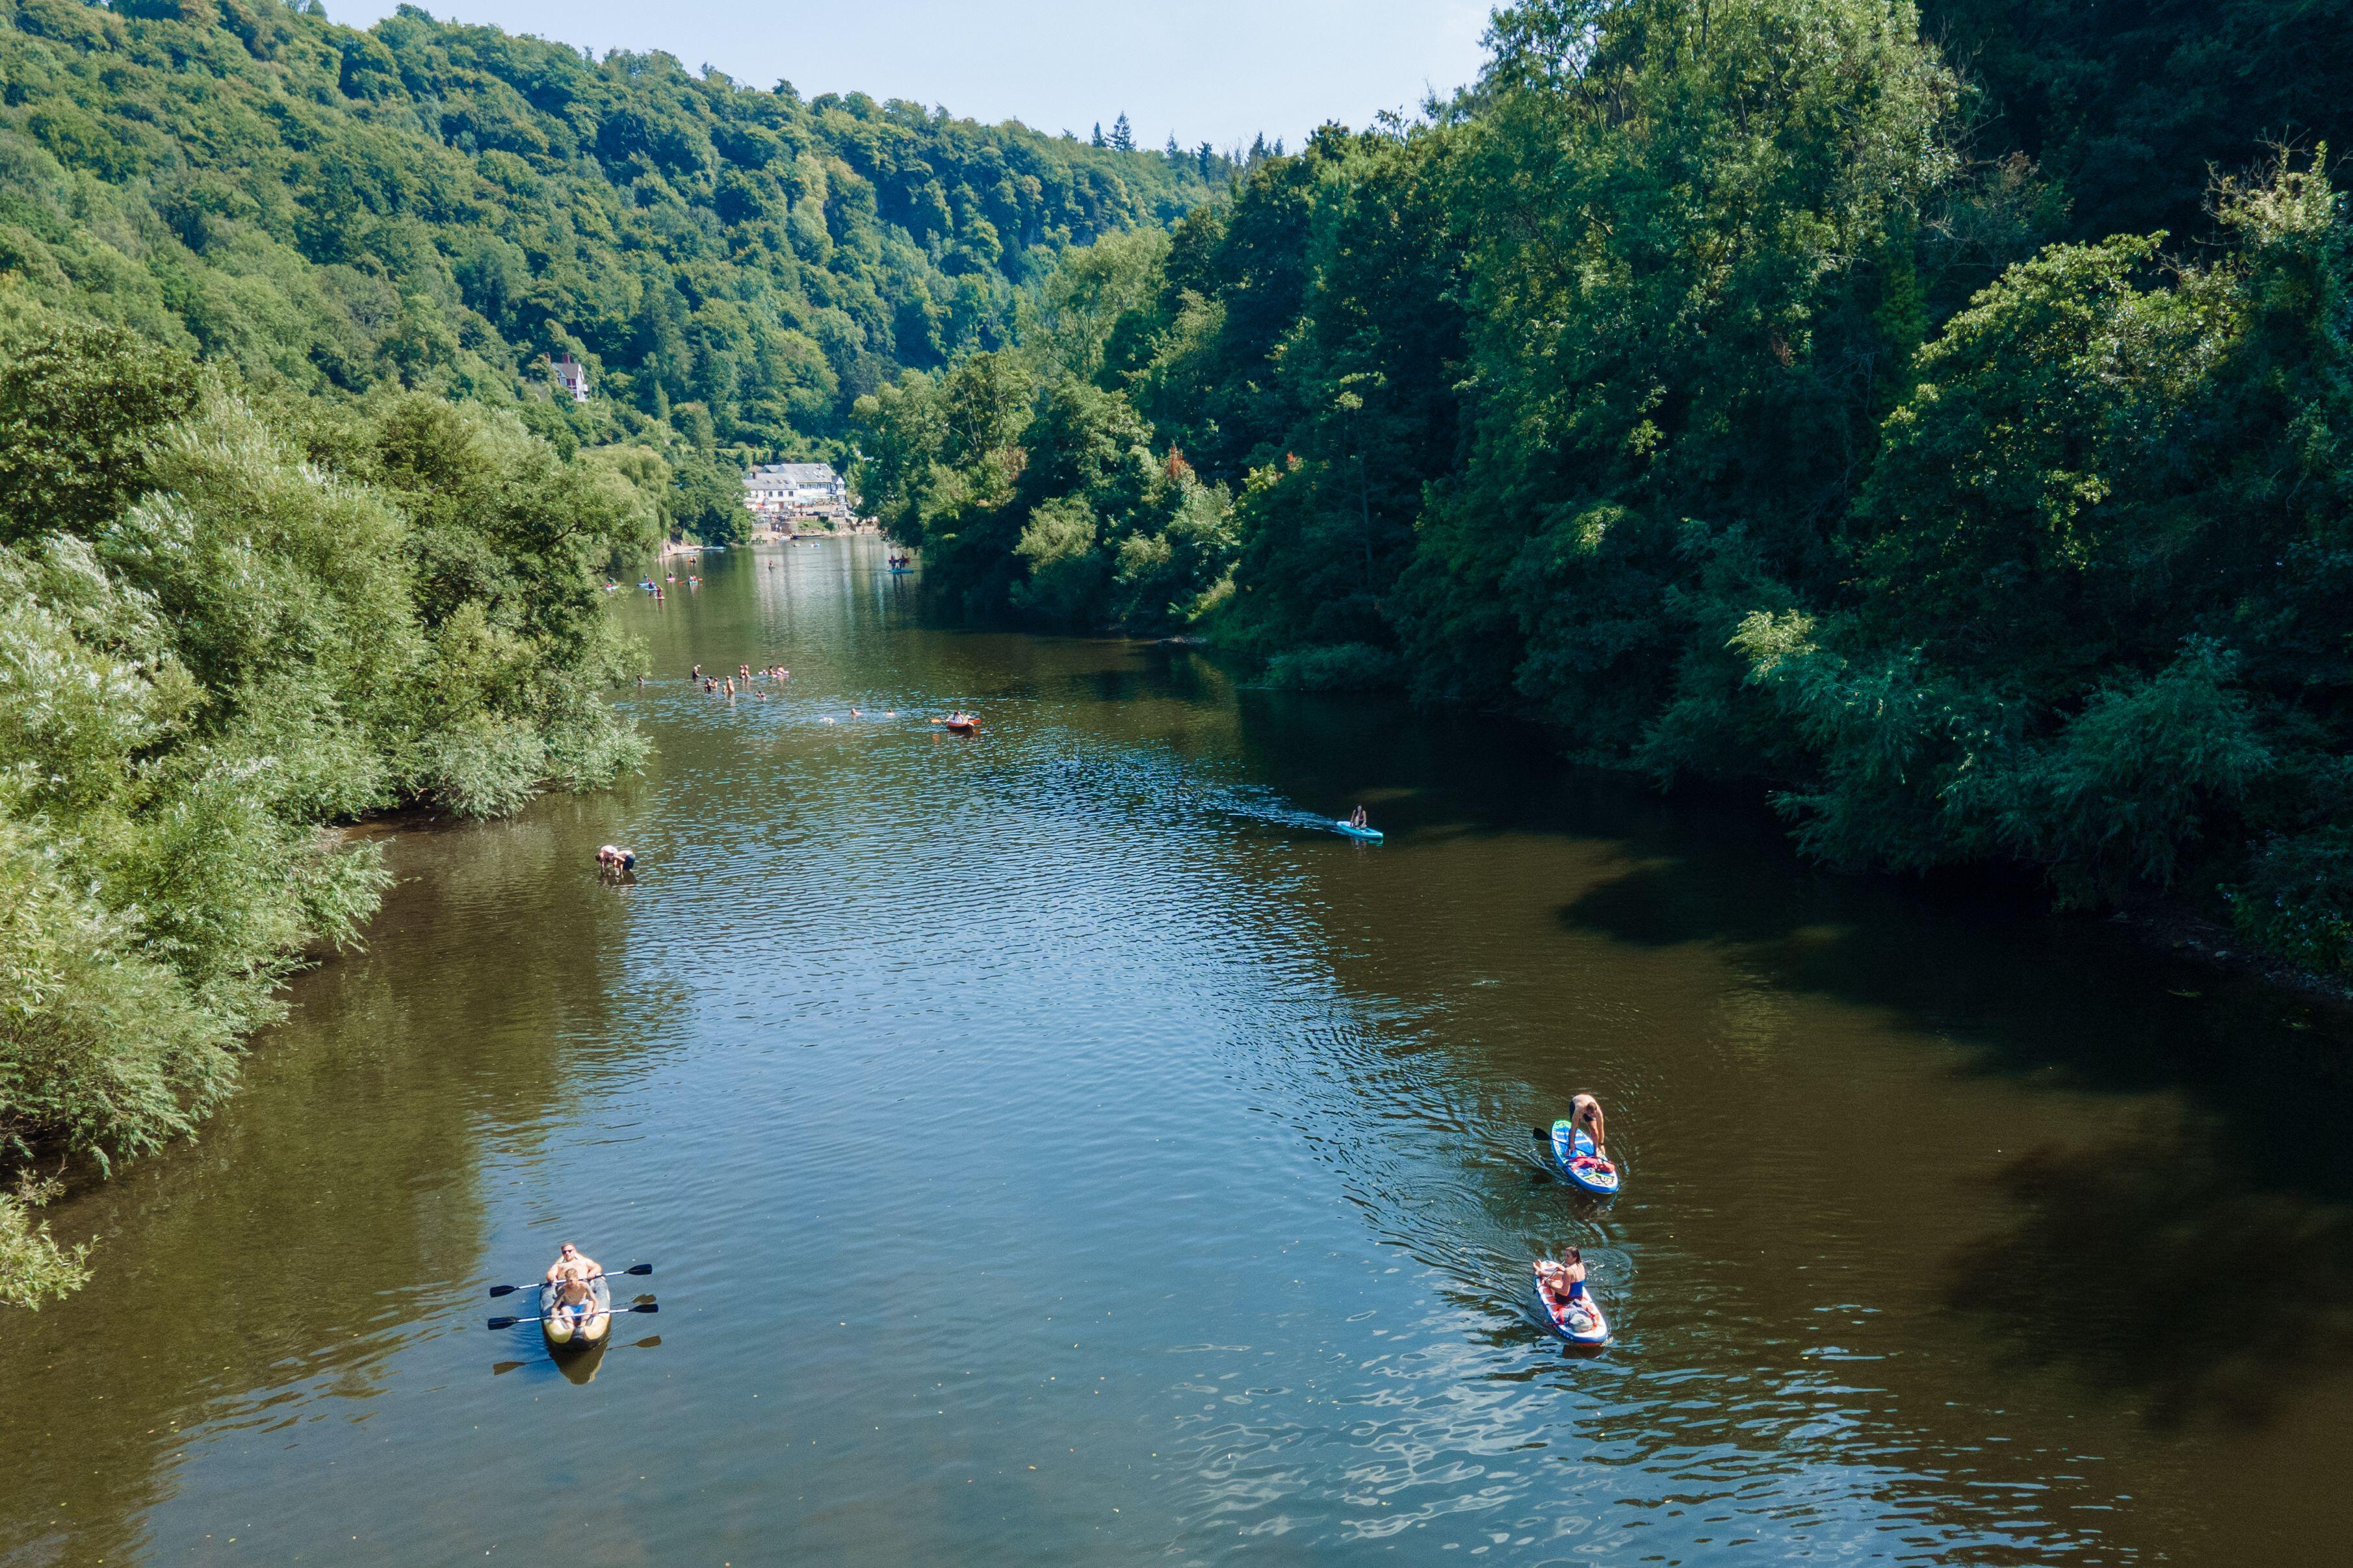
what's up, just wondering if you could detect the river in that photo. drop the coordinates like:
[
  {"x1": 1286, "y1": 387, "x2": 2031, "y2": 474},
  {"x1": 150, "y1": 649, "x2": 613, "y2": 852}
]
[{"x1": 6, "y1": 535, "x2": 2353, "y2": 1565}]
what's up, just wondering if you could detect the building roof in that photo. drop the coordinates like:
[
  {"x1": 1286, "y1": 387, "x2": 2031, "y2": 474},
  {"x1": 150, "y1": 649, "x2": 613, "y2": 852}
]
[{"x1": 748, "y1": 462, "x2": 840, "y2": 485}]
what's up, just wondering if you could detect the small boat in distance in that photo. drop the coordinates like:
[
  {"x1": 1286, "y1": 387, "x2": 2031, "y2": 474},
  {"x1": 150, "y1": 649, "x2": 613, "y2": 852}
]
[{"x1": 1334, "y1": 819, "x2": 1383, "y2": 842}]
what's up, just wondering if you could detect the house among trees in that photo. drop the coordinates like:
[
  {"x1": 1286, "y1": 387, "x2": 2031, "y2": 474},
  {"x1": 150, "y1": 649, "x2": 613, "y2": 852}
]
[
  {"x1": 549, "y1": 354, "x2": 590, "y2": 402},
  {"x1": 744, "y1": 462, "x2": 846, "y2": 520}
]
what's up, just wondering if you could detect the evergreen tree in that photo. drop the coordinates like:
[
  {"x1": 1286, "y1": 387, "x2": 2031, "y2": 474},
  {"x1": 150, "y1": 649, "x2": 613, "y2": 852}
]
[{"x1": 1112, "y1": 114, "x2": 1135, "y2": 151}]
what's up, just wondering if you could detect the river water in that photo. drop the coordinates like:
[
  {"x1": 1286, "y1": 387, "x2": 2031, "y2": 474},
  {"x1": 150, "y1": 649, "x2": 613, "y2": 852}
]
[{"x1": 8, "y1": 536, "x2": 2353, "y2": 1565}]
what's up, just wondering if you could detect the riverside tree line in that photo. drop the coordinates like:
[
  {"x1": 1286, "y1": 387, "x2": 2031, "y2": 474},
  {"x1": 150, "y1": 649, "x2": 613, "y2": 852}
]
[
  {"x1": 0, "y1": 0, "x2": 1212, "y2": 1301},
  {"x1": 857, "y1": 0, "x2": 2353, "y2": 996}
]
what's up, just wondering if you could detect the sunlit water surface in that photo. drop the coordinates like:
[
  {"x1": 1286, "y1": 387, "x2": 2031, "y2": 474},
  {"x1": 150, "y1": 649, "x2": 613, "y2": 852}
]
[{"x1": 8, "y1": 537, "x2": 2353, "y2": 1565}]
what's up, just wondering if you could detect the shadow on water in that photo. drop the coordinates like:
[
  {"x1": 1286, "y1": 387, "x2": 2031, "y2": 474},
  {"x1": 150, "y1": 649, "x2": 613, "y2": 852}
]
[
  {"x1": 1230, "y1": 672, "x2": 2353, "y2": 1434},
  {"x1": 1951, "y1": 1116, "x2": 2353, "y2": 1428},
  {"x1": 1536, "y1": 762, "x2": 2353, "y2": 1430}
]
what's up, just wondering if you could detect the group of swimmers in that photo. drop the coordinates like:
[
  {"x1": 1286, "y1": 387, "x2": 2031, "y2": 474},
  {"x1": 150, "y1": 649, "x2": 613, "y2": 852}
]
[
  {"x1": 1532, "y1": 1092, "x2": 1610, "y2": 1334},
  {"x1": 689, "y1": 662, "x2": 793, "y2": 699}
]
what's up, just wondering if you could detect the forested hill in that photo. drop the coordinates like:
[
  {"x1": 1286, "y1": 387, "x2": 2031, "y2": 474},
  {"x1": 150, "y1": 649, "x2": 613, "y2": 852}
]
[
  {"x1": 858, "y1": 0, "x2": 2353, "y2": 988},
  {"x1": 0, "y1": 0, "x2": 1217, "y2": 458}
]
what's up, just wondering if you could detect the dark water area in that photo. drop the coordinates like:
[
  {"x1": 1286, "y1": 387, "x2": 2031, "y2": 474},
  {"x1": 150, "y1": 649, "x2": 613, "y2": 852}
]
[{"x1": 8, "y1": 535, "x2": 2353, "y2": 1565}]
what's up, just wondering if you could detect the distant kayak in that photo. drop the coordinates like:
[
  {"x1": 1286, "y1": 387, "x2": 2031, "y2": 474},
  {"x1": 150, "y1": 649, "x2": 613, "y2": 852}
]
[
  {"x1": 1546, "y1": 1121, "x2": 1621, "y2": 1198},
  {"x1": 1536, "y1": 1275, "x2": 1611, "y2": 1347},
  {"x1": 1333, "y1": 821, "x2": 1384, "y2": 842}
]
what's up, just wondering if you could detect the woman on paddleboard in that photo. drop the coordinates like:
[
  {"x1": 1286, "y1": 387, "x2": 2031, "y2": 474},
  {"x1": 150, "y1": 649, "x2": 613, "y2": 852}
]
[{"x1": 1535, "y1": 1246, "x2": 1592, "y2": 1320}]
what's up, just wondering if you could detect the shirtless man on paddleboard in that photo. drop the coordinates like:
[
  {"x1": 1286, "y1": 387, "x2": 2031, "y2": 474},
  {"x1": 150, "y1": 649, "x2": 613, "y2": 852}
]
[{"x1": 1570, "y1": 1092, "x2": 1609, "y2": 1161}]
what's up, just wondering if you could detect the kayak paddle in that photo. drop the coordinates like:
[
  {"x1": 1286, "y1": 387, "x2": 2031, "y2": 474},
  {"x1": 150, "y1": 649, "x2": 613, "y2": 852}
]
[
  {"x1": 489, "y1": 1263, "x2": 653, "y2": 1298},
  {"x1": 487, "y1": 1302, "x2": 660, "y2": 1331}
]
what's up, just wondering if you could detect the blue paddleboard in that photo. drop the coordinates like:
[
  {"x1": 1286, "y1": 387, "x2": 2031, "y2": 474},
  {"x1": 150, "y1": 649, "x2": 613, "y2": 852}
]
[
  {"x1": 1549, "y1": 1120, "x2": 1620, "y2": 1198},
  {"x1": 1334, "y1": 820, "x2": 1384, "y2": 842}
]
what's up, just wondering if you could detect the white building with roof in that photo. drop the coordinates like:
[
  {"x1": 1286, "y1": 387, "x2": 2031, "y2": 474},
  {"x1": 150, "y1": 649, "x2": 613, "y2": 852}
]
[
  {"x1": 549, "y1": 354, "x2": 590, "y2": 402},
  {"x1": 744, "y1": 462, "x2": 846, "y2": 519}
]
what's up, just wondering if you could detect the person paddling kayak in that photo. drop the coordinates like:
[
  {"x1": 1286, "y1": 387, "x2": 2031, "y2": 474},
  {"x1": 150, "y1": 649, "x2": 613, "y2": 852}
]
[{"x1": 545, "y1": 1242, "x2": 603, "y2": 1330}]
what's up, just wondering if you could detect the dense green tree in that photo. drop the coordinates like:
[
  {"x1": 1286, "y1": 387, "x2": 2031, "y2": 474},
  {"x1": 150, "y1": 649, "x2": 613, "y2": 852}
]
[
  {"x1": 1919, "y1": 0, "x2": 2353, "y2": 241},
  {"x1": 0, "y1": 301, "x2": 649, "y2": 1301},
  {"x1": 870, "y1": 0, "x2": 2353, "y2": 990}
]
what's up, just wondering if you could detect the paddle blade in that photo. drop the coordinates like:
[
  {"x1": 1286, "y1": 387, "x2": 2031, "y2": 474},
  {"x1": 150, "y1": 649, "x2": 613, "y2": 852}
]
[
  {"x1": 1531, "y1": 1127, "x2": 1551, "y2": 1144},
  {"x1": 486, "y1": 1315, "x2": 521, "y2": 1330},
  {"x1": 630, "y1": 1302, "x2": 660, "y2": 1315},
  {"x1": 623, "y1": 1263, "x2": 653, "y2": 1276},
  {"x1": 488, "y1": 1283, "x2": 521, "y2": 1298}
]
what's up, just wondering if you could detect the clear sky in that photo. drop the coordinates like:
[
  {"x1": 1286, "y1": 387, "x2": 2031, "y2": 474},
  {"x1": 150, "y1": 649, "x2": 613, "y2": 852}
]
[{"x1": 333, "y1": 1, "x2": 1496, "y2": 151}]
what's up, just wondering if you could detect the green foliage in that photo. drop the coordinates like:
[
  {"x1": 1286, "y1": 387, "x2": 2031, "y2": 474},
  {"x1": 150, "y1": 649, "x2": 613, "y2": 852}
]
[
  {"x1": 1919, "y1": 0, "x2": 2353, "y2": 242},
  {"x1": 0, "y1": 313, "x2": 200, "y2": 543},
  {"x1": 855, "y1": 349, "x2": 1238, "y2": 632},
  {"x1": 878, "y1": 0, "x2": 2353, "y2": 985},
  {"x1": 1262, "y1": 643, "x2": 1407, "y2": 693},
  {"x1": 0, "y1": 1175, "x2": 87, "y2": 1310},
  {"x1": 855, "y1": 122, "x2": 1459, "y2": 641},
  {"x1": 0, "y1": 0, "x2": 1219, "y2": 482},
  {"x1": 0, "y1": 302, "x2": 651, "y2": 1304}
]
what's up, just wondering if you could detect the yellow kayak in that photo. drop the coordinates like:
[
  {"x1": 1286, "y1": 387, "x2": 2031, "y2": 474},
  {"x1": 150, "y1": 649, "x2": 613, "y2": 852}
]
[{"x1": 539, "y1": 1277, "x2": 611, "y2": 1352}]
